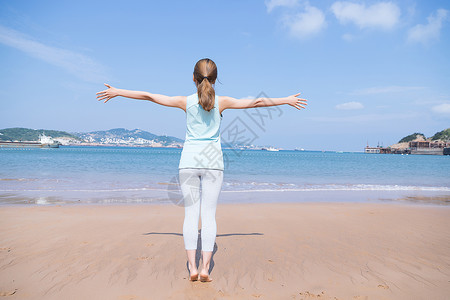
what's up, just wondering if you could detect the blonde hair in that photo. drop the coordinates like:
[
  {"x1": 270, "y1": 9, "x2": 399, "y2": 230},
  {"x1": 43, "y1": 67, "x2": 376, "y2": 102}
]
[{"x1": 193, "y1": 58, "x2": 217, "y2": 112}]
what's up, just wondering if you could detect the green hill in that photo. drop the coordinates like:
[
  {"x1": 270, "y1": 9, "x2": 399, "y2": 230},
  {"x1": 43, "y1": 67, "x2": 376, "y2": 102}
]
[
  {"x1": 398, "y1": 133, "x2": 425, "y2": 143},
  {"x1": 395, "y1": 128, "x2": 450, "y2": 145},
  {"x1": 0, "y1": 127, "x2": 79, "y2": 142},
  {"x1": 431, "y1": 128, "x2": 450, "y2": 141}
]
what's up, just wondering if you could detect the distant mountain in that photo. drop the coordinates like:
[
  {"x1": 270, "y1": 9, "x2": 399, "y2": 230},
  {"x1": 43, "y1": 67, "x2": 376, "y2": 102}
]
[
  {"x1": 390, "y1": 128, "x2": 450, "y2": 149},
  {"x1": 0, "y1": 127, "x2": 80, "y2": 142},
  {"x1": 397, "y1": 129, "x2": 450, "y2": 143},
  {"x1": 431, "y1": 128, "x2": 450, "y2": 141},
  {"x1": 72, "y1": 128, "x2": 184, "y2": 147},
  {"x1": 0, "y1": 127, "x2": 270, "y2": 149},
  {"x1": 398, "y1": 133, "x2": 426, "y2": 143},
  {"x1": 0, "y1": 127, "x2": 183, "y2": 147}
]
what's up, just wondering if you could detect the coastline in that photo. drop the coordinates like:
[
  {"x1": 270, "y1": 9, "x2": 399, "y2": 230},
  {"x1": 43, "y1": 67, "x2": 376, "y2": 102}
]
[
  {"x1": 1, "y1": 201, "x2": 449, "y2": 299},
  {"x1": 1, "y1": 189, "x2": 449, "y2": 207}
]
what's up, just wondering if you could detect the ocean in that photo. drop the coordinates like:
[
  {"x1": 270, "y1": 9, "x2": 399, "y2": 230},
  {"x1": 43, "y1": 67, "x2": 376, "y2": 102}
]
[{"x1": 1, "y1": 146, "x2": 449, "y2": 206}]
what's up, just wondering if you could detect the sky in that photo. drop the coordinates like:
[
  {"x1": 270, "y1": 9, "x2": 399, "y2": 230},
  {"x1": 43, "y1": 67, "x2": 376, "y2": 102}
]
[{"x1": 0, "y1": 0, "x2": 449, "y2": 151}]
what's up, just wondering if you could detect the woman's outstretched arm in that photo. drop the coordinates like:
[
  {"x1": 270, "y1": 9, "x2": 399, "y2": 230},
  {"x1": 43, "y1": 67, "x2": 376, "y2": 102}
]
[
  {"x1": 219, "y1": 93, "x2": 307, "y2": 112},
  {"x1": 96, "y1": 84, "x2": 186, "y2": 111}
]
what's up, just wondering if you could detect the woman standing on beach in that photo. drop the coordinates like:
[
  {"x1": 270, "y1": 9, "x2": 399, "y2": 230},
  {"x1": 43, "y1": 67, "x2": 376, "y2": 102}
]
[{"x1": 96, "y1": 58, "x2": 307, "y2": 282}]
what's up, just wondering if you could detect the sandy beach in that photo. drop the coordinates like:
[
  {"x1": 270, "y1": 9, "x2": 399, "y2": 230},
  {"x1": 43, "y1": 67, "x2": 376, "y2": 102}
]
[{"x1": 1, "y1": 201, "x2": 449, "y2": 300}]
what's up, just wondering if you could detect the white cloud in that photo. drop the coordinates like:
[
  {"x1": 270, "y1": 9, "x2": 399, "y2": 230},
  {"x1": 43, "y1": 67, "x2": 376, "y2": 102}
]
[
  {"x1": 351, "y1": 86, "x2": 425, "y2": 95},
  {"x1": 431, "y1": 103, "x2": 450, "y2": 115},
  {"x1": 265, "y1": 0, "x2": 299, "y2": 13},
  {"x1": 0, "y1": 25, "x2": 107, "y2": 83},
  {"x1": 282, "y1": 3, "x2": 326, "y2": 39},
  {"x1": 335, "y1": 101, "x2": 364, "y2": 110},
  {"x1": 407, "y1": 9, "x2": 448, "y2": 45},
  {"x1": 331, "y1": 1, "x2": 401, "y2": 30}
]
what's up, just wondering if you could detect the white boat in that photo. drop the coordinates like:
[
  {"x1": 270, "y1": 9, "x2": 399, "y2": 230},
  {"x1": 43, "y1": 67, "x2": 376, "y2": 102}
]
[
  {"x1": 262, "y1": 146, "x2": 279, "y2": 151},
  {"x1": 39, "y1": 134, "x2": 60, "y2": 148}
]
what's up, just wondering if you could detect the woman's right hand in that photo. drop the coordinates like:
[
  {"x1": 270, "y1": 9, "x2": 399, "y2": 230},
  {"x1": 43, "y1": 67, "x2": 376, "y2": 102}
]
[
  {"x1": 96, "y1": 83, "x2": 119, "y2": 103},
  {"x1": 286, "y1": 93, "x2": 307, "y2": 110}
]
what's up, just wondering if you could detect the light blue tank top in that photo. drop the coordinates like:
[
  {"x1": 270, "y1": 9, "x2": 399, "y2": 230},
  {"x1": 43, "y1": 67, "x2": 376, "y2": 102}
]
[{"x1": 178, "y1": 93, "x2": 224, "y2": 170}]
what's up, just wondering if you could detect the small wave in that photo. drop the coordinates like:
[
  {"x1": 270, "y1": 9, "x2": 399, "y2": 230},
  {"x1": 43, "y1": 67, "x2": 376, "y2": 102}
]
[
  {"x1": 221, "y1": 184, "x2": 450, "y2": 192},
  {"x1": 224, "y1": 181, "x2": 297, "y2": 187},
  {"x1": 0, "y1": 178, "x2": 39, "y2": 181},
  {"x1": 1, "y1": 184, "x2": 449, "y2": 193},
  {"x1": 0, "y1": 187, "x2": 168, "y2": 192}
]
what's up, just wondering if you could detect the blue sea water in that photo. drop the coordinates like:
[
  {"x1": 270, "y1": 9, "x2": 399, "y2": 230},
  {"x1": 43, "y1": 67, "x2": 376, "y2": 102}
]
[{"x1": 0, "y1": 146, "x2": 449, "y2": 206}]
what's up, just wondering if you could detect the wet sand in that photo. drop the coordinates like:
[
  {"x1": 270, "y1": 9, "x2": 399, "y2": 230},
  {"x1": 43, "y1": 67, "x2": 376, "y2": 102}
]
[{"x1": 1, "y1": 202, "x2": 449, "y2": 299}]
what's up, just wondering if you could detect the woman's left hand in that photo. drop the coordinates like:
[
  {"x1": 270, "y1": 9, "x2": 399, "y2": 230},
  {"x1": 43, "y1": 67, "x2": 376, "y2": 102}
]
[
  {"x1": 96, "y1": 83, "x2": 119, "y2": 103},
  {"x1": 286, "y1": 93, "x2": 307, "y2": 110}
]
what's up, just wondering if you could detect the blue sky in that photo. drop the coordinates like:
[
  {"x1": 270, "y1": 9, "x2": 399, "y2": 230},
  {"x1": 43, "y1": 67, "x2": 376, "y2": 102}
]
[{"x1": 0, "y1": 0, "x2": 449, "y2": 151}]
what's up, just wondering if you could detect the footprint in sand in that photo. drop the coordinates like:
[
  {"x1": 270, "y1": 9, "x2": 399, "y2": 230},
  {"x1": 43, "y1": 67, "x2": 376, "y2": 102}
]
[
  {"x1": 0, "y1": 288, "x2": 17, "y2": 296},
  {"x1": 252, "y1": 294, "x2": 262, "y2": 298},
  {"x1": 298, "y1": 291, "x2": 326, "y2": 298},
  {"x1": 136, "y1": 256, "x2": 151, "y2": 261},
  {"x1": 377, "y1": 284, "x2": 389, "y2": 289}
]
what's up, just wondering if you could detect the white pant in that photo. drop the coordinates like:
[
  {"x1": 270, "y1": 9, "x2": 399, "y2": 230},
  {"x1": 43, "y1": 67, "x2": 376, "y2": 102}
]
[{"x1": 179, "y1": 168, "x2": 223, "y2": 252}]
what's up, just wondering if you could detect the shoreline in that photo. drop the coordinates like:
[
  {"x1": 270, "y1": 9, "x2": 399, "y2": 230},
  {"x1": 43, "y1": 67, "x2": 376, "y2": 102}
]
[
  {"x1": 1, "y1": 201, "x2": 450, "y2": 299},
  {"x1": 1, "y1": 198, "x2": 449, "y2": 209},
  {"x1": 1, "y1": 190, "x2": 449, "y2": 207}
]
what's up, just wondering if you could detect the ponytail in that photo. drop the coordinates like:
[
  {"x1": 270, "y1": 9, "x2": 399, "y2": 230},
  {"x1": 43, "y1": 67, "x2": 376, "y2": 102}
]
[
  {"x1": 193, "y1": 58, "x2": 218, "y2": 112},
  {"x1": 197, "y1": 78, "x2": 215, "y2": 112}
]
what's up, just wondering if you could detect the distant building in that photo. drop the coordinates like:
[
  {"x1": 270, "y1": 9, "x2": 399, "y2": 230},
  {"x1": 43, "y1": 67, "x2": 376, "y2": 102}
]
[
  {"x1": 409, "y1": 141, "x2": 450, "y2": 149},
  {"x1": 364, "y1": 146, "x2": 381, "y2": 154},
  {"x1": 409, "y1": 140, "x2": 450, "y2": 155},
  {"x1": 364, "y1": 146, "x2": 391, "y2": 154}
]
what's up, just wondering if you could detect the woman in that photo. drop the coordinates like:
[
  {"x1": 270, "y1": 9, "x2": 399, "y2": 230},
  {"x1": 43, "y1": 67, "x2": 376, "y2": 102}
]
[{"x1": 96, "y1": 58, "x2": 307, "y2": 282}]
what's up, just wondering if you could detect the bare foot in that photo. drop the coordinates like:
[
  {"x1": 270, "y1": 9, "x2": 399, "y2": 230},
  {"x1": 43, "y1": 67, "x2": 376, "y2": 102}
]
[
  {"x1": 189, "y1": 268, "x2": 198, "y2": 281},
  {"x1": 199, "y1": 271, "x2": 212, "y2": 282},
  {"x1": 190, "y1": 272, "x2": 199, "y2": 281},
  {"x1": 189, "y1": 264, "x2": 198, "y2": 281}
]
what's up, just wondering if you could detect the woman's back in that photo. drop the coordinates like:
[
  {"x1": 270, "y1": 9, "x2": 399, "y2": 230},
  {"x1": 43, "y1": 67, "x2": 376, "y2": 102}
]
[
  {"x1": 185, "y1": 93, "x2": 221, "y2": 141},
  {"x1": 179, "y1": 93, "x2": 224, "y2": 170}
]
